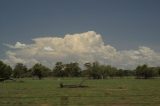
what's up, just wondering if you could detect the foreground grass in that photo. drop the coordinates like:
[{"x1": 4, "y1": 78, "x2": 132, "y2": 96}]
[{"x1": 0, "y1": 77, "x2": 160, "y2": 106}]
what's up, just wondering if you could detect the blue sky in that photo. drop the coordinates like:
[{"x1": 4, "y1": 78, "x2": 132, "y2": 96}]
[{"x1": 0, "y1": 0, "x2": 160, "y2": 68}]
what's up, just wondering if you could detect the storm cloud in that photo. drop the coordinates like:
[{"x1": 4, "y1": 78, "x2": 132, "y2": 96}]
[{"x1": 3, "y1": 31, "x2": 160, "y2": 69}]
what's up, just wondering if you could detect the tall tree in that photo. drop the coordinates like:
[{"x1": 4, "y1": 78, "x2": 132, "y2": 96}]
[
  {"x1": 83, "y1": 62, "x2": 119, "y2": 79},
  {"x1": 64, "y1": 62, "x2": 81, "y2": 77},
  {"x1": 83, "y1": 62, "x2": 92, "y2": 78},
  {"x1": 91, "y1": 61, "x2": 101, "y2": 79},
  {"x1": 135, "y1": 64, "x2": 157, "y2": 79},
  {"x1": 13, "y1": 63, "x2": 28, "y2": 78},
  {"x1": 0, "y1": 61, "x2": 12, "y2": 79},
  {"x1": 83, "y1": 61, "x2": 106, "y2": 79},
  {"x1": 53, "y1": 62, "x2": 65, "y2": 77},
  {"x1": 32, "y1": 63, "x2": 51, "y2": 79}
]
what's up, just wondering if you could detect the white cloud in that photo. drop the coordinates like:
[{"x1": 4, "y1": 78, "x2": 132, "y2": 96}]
[
  {"x1": 4, "y1": 42, "x2": 27, "y2": 49},
  {"x1": 44, "y1": 46, "x2": 54, "y2": 51},
  {"x1": 2, "y1": 31, "x2": 160, "y2": 69}
]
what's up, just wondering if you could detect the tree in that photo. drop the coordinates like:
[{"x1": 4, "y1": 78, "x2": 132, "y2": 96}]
[
  {"x1": 53, "y1": 62, "x2": 81, "y2": 77},
  {"x1": 31, "y1": 63, "x2": 51, "y2": 79},
  {"x1": 83, "y1": 62, "x2": 92, "y2": 77},
  {"x1": 116, "y1": 69, "x2": 124, "y2": 77},
  {"x1": 135, "y1": 64, "x2": 157, "y2": 79},
  {"x1": 104, "y1": 65, "x2": 117, "y2": 78},
  {"x1": 83, "y1": 62, "x2": 109, "y2": 79},
  {"x1": 64, "y1": 62, "x2": 81, "y2": 77},
  {"x1": 53, "y1": 62, "x2": 65, "y2": 77},
  {"x1": 98, "y1": 65, "x2": 109, "y2": 79},
  {"x1": 153, "y1": 67, "x2": 160, "y2": 77},
  {"x1": 91, "y1": 61, "x2": 101, "y2": 79},
  {"x1": 13, "y1": 63, "x2": 28, "y2": 78},
  {"x1": 0, "y1": 61, "x2": 12, "y2": 79},
  {"x1": 158, "y1": 67, "x2": 160, "y2": 76}
]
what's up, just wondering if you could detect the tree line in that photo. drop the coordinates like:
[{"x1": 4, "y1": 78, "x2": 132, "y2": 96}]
[{"x1": 0, "y1": 60, "x2": 160, "y2": 80}]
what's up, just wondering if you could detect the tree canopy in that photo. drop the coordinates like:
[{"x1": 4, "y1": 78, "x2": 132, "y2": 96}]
[
  {"x1": 0, "y1": 61, "x2": 12, "y2": 79},
  {"x1": 0, "y1": 60, "x2": 160, "y2": 79},
  {"x1": 31, "y1": 63, "x2": 51, "y2": 79},
  {"x1": 13, "y1": 63, "x2": 28, "y2": 78}
]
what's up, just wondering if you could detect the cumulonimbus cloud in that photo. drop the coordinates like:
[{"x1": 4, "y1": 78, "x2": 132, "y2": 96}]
[{"x1": 2, "y1": 31, "x2": 160, "y2": 69}]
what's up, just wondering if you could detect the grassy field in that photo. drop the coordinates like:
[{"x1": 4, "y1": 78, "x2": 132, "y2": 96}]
[{"x1": 0, "y1": 78, "x2": 160, "y2": 106}]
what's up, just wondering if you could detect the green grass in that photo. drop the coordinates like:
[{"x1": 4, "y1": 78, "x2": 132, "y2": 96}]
[{"x1": 0, "y1": 77, "x2": 160, "y2": 106}]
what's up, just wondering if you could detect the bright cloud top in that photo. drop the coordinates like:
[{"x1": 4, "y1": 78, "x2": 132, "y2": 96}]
[
  {"x1": 3, "y1": 31, "x2": 160, "y2": 69},
  {"x1": 4, "y1": 42, "x2": 27, "y2": 49}
]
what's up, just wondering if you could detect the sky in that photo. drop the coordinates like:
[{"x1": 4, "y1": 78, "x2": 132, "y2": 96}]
[{"x1": 0, "y1": 0, "x2": 160, "y2": 69}]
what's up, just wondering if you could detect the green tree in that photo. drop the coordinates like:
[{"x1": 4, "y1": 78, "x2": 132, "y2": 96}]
[
  {"x1": 135, "y1": 64, "x2": 157, "y2": 79},
  {"x1": 91, "y1": 61, "x2": 101, "y2": 79},
  {"x1": 0, "y1": 61, "x2": 12, "y2": 79},
  {"x1": 153, "y1": 67, "x2": 160, "y2": 77},
  {"x1": 83, "y1": 62, "x2": 107, "y2": 79},
  {"x1": 98, "y1": 65, "x2": 109, "y2": 79},
  {"x1": 116, "y1": 69, "x2": 124, "y2": 77},
  {"x1": 105, "y1": 65, "x2": 117, "y2": 78},
  {"x1": 83, "y1": 62, "x2": 92, "y2": 77},
  {"x1": 13, "y1": 63, "x2": 28, "y2": 78},
  {"x1": 53, "y1": 62, "x2": 65, "y2": 77},
  {"x1": 158, "y1": 67, "x2": 160, "y2": 76},
  {"x1": 32, "y1": 63, "x2": 51, "y2": 79},
  {"x1": 64, "y1": 62, "x2": 81, "y2": 77}
]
